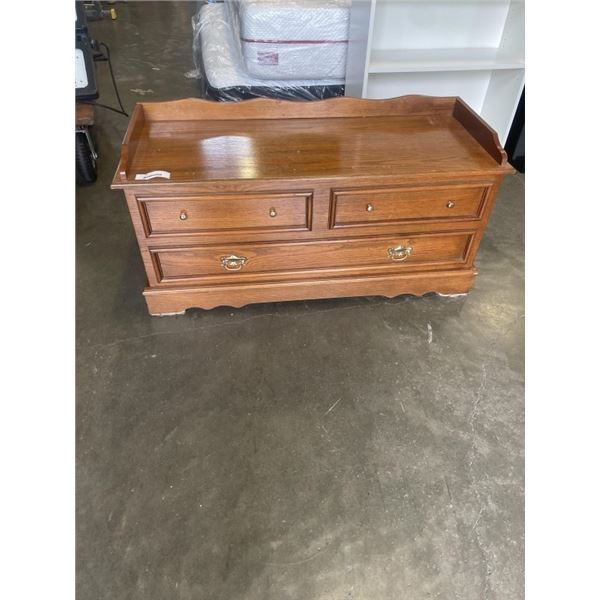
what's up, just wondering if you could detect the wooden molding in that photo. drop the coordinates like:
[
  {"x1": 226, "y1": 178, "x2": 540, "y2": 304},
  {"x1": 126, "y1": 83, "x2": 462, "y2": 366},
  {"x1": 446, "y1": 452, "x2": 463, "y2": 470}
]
[
  {"x1": 138, "y1": 94, "x2": 457, "y2": 122},
  {"x1": 453, "y1": 97, "x2": 511, "y2": 167},
  {"x1": 144, "y1": 269, "x2": 477, "y2": 314}
]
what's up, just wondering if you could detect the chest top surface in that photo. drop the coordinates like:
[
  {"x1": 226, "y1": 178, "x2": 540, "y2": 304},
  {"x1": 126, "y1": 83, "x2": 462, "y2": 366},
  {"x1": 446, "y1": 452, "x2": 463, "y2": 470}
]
[{"x1": 111, "y1": 96, "x2": 513, "y2": 189}]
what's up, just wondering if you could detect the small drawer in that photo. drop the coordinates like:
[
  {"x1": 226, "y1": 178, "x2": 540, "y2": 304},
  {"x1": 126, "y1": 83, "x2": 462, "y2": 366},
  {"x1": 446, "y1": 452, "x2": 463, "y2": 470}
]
[
  {"x1": 330, "y1": 184, "x2": 489, "y2": 229},
  {"x1": 150, "y1": 232, "x2": 474, "y2": 282},
  {"x1": 137, "y1": 192, "x2": 312, "y2": 237}
]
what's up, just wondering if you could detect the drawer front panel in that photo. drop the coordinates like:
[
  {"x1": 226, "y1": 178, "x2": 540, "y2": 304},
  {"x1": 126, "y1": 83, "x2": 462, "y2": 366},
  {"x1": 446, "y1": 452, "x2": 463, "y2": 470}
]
[
  {"x1": 331, "y1": 184, "x2": 489, "y2": 229},
  {"x1": 152, "y1": 232, "x2": 474, "y2": 282},
  {"x1": 138, "y1": 192, "x2": 312, "y2": 237}
]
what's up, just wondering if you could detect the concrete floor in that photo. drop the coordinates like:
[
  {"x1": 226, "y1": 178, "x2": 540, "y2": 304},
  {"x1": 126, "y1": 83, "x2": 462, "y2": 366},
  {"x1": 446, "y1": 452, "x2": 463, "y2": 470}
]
[{"x1": 77, "y1": 3, "x2": 524, "y2": 599}]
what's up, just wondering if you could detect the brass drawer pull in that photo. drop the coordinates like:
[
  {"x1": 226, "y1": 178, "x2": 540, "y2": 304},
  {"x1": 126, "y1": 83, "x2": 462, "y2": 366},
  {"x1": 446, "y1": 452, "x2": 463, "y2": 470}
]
[
  {"x1": 388, "y1": 245, "x2": 413, "y2": 262},
  {"x1": 366, "y1": 203, "x2": 374, "y2": 212},
  {"x1": 220, "y1": 254, "x2": 247, "y2": 271},
  {"x1": 269, "y1": 207, "x2": 277, "y2": 218},
  {"x1": 446, "y1": 201, "x2": 455, "y2": 209},
  {"x1": 179, "y1": 209, "x2": 188, "y2": 220}
]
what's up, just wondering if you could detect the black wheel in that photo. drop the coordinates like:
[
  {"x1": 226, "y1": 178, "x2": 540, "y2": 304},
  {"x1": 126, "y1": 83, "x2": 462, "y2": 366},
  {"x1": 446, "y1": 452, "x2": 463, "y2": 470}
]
[{"x1": 76, "y1": 131, "x2": 97, "y2": 185}]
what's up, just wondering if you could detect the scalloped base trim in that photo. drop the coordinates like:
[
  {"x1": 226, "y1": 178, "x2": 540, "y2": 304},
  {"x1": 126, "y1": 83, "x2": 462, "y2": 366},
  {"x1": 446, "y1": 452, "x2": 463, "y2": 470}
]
[{"x1": 144, "y1": 269, "x2": 476, "y2": 315}]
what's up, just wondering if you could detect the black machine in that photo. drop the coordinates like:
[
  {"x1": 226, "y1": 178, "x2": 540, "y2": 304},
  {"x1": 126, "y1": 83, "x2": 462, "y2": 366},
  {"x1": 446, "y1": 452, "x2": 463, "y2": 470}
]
[
  {"x1": 76, "y1": 3, "x2": 98, "y2": 102},
  {"x1": 75, "y1": 1, "x2": 126, "y2": 184},
  {"x1": 75, "y1": 3, "x2": 99, "y2": 184}
]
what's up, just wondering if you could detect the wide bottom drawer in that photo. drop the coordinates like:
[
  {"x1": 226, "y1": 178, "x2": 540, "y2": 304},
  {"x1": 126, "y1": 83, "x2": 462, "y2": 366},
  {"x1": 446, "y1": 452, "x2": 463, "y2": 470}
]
[{"x1": 150, "y1": 232, "x2": 475, "y2": 283}]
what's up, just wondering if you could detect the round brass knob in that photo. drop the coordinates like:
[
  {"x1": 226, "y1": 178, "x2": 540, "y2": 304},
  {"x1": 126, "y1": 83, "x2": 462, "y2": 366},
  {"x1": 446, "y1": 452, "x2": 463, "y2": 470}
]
[
  {"x1": 366, "y1": 203, "x2": 374, "y2": 212},
  {"x1": 446, "y1": 201, "x2": 455, "y2": 209},
  {"x1": 269, "y1": 207, "x2": 277, "y2": 218},
  {"x1": 179, "y1": 210, "x2": 188, "y2": 220}
]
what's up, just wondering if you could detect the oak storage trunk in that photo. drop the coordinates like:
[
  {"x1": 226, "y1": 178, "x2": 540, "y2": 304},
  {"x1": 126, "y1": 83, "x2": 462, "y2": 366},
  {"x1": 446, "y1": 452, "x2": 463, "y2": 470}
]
[{"x1": 111, "y1": 96, "x2": 513, "y2": 315}]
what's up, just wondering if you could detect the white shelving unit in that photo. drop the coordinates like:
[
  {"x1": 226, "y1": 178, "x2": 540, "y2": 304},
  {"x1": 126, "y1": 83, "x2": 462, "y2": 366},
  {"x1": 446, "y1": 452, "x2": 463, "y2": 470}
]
[{"x1": 345, "y1": 0, "x2": 525, "y2": 144}]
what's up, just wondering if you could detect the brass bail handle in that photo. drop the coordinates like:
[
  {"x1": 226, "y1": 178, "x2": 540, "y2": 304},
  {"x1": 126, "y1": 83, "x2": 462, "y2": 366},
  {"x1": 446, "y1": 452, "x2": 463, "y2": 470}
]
[
  {"x1": 220, "y1": 254, "x2": 248, "y2": 271},
  {"x1": 388, "y1": 245, "x2": 413, "y2": 262}
]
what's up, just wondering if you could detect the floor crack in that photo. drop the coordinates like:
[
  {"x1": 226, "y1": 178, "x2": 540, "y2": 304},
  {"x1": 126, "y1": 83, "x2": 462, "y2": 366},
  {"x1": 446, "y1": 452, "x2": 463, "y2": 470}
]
[{"x1": 467, "y1": 363, "x2": 492, "y2": 599}]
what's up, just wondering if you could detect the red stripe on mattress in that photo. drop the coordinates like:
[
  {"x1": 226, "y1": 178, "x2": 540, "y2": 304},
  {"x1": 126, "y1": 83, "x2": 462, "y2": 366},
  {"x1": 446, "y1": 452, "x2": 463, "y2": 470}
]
[{"x1": 241, "y1": 37, "x2": 348, "y2": 45}]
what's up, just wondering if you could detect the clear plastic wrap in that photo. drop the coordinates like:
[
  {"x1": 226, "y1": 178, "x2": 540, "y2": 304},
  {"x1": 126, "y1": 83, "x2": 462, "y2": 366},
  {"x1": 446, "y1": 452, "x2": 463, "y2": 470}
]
[
  {"x1": 233, "y1": 0, "x2": 350, "y2": 80},
  {"x1": 191, "y1": 0, "x2": 348, "y2": 101}
]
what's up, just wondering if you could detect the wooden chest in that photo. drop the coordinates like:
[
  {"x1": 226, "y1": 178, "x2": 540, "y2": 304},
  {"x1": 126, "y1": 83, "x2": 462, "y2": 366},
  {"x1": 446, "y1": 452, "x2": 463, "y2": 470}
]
[{"x1": 111, "y1": 96, "x2": 513, "y2": 315}]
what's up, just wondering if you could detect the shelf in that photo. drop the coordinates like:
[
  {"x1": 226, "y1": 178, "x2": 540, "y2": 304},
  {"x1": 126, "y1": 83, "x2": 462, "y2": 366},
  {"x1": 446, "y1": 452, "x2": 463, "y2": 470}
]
[
  {"x1": 369, "y1": 47, "x2": 524, "y2": 74},
  {"x1": 365, "y1": 69, "x2": 525, "y2": 145}
]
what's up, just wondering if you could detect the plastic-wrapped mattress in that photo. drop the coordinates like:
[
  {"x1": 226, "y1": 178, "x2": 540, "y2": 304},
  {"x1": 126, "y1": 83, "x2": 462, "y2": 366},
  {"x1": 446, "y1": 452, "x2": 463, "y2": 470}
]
[
  {"x1": 234, "y1": 0, "x2": 350, "y2": 80},
  {"x1": 195, "y1": 2, "x2": 345, "y2": 101}
]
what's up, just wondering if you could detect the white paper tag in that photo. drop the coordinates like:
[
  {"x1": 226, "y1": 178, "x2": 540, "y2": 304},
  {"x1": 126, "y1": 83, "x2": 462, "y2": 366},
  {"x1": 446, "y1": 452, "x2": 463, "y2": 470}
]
[{"x1": 134, "y1": 170, "x2": 171, "y2": 181}]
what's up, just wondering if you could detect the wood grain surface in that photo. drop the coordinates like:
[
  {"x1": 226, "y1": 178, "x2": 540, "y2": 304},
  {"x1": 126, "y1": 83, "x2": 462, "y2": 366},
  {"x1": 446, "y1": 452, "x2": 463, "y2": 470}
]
[
  {"x1": 330, "y1": 183, "x2": 490, "y2": 228},
  {"x1": 110, "y1": 96, "x2": 513, "y2": 314},
  {"x1": 151, "y1": 232, "x2": 474, "y2": 283},
  {"x1": 139, "y1": 192, "x2": 311, "y2": 237},
  {"x1": 143, "y1": 269, "x2": 477, "y2": 314}
]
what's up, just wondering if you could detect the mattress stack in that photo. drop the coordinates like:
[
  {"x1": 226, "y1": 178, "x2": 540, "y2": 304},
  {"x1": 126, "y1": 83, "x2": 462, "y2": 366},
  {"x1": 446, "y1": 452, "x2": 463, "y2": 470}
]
[{"x1": 194, "y1": 0, "x2": 350, "y2": 101}]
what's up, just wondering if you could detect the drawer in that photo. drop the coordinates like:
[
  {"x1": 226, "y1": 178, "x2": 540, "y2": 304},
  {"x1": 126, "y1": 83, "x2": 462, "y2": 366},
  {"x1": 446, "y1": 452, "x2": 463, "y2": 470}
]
[
  {"x1": 137, "y1": 192, "x2": 312, "y2": 237},
  {"x1": 150, "y1": 232, "x2": 474, "y2": 282},
  {"x1": 330, "y1": 184, "x2": 490, "y2": 229}
]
